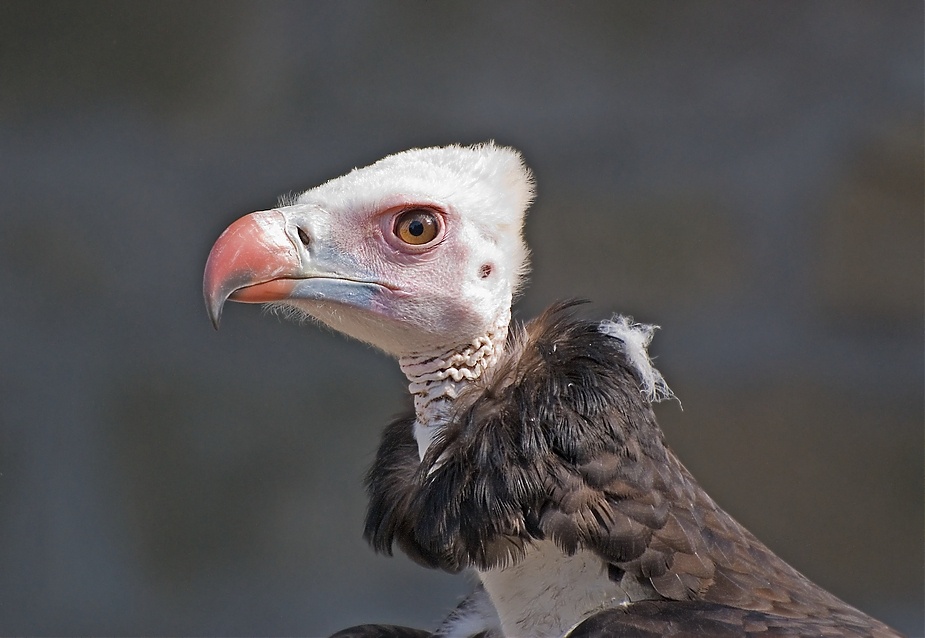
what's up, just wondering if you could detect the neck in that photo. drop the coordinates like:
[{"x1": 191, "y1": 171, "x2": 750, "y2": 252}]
[{"x1": 398, "y1": 307, "x2": 511, "y2": 460}]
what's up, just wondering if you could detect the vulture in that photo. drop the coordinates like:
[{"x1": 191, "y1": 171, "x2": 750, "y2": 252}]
[{"x1": 203, "y1": 143, "x2": 902, "y2": 638}]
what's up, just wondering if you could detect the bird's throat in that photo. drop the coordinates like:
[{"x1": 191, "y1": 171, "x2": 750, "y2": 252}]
[{"x1": 399, "y1": 308, "x2": 511, "y2": 460}]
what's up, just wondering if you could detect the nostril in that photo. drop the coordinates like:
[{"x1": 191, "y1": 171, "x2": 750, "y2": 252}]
[{"x1": 297, "y1": 227, "x2": 311, "y2": 247}]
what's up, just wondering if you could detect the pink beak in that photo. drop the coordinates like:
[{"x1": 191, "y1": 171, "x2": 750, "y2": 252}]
[{"x1": 203, "y1": 210, "x2": 300, "y2": 329}]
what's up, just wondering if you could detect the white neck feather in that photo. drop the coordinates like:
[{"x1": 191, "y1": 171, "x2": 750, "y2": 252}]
[{"x1": 399, "y1": 307, "x2": 511, "y2": 460}]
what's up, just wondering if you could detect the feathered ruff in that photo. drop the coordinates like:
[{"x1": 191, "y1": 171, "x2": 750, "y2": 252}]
[{"x1": 364, "y1": 302, "x2": 901, "y2": 637}]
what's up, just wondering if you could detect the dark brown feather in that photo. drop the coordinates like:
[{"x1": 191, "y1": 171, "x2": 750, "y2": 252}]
[
  {"x1": 363, "y1": 302, "x2": 901, "y2": 636},
  {"x1": 329, "y1": 625, "x2": 432, "y2": 638}
]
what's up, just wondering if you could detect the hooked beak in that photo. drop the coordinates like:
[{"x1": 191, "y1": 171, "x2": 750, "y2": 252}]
[
  {"x1": 203, "y1": 210, "x2": 302, "y2": 329},
  {"x1": 204, "y1": 209, "x2": 395, "y2": 329}
]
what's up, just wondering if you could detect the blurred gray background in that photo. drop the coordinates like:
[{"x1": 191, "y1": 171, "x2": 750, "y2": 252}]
[{"x1": 0, "y1": 2, "x2": 922, "y2": 636}]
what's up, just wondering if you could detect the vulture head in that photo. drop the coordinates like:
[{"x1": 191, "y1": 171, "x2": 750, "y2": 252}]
[{"x1": 204, "y1": 143, "x2": 534, "y2": 359}]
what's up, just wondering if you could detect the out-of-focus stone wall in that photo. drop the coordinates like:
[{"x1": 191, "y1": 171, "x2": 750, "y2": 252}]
[{"x1": 0, "y1": 2, "x2": 921, "y2": 635}]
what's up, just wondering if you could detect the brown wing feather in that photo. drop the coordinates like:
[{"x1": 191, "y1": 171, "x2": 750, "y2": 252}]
[{"x1": 567, "y1": 601, "x2": 901, "y2": 638}]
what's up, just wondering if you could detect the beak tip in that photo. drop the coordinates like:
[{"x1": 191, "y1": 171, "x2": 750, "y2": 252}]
[{"x1": 205, "y1": 293, "x2": 224, "y2": 331}]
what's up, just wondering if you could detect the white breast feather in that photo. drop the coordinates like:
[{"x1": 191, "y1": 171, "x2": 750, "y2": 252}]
[{"x1": 477, "y1": 541, "x2": 630, "y2": 638}]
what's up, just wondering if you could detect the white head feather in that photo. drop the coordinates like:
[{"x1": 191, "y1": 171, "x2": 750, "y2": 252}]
[{"x1": 278, "y1": 142, "x2": 534, "y2": 357}]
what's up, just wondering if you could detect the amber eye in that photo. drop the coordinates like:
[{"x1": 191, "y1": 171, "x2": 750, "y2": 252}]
[{"x1": 393, "y1": 208, "x2": 441, "y2": 245}]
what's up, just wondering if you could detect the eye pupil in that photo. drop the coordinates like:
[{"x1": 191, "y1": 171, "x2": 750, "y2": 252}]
[{"x1": 408, "y1": 220, "x2": 424, "y2": 236}]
